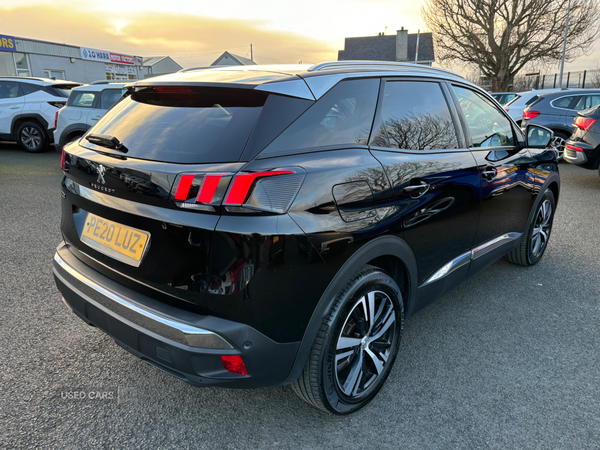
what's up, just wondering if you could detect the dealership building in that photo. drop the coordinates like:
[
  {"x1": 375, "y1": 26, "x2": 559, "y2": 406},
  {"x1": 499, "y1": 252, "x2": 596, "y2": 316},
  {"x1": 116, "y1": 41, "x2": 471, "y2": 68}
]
[{"x1": 0, "y1": 33, "x2": 148, "y2": 83}]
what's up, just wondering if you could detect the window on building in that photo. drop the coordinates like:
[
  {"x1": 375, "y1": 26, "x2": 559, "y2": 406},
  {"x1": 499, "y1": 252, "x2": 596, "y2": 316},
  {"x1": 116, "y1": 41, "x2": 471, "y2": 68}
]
[
  {"x1": 14, "y1": 53, "x2": 31, "y2": 77},
  {"x1": 372, "y1": 81, "x2": 459, "y2": 150},
  {"x1": 106, "y1": 72, "x2": 115, "y2": 80},
  {"x1": 0, "y1": 53, "x2": 16, "y2": 76},
  {"x1": 128, "y1": 75, "x2": 136, "y2": 80},
  {"x1": 44, "y1": 70, "x2": 66, "y2": 80}
]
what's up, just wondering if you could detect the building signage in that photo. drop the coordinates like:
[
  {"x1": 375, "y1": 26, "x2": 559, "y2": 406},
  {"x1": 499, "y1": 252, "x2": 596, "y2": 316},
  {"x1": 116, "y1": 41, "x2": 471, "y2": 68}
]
[
  {"x1": 81, "y1": 47, "x2": 135, "y2": 65},
  {"x1": 0, "y1": 35, "x2": 16, "y2": 52}
]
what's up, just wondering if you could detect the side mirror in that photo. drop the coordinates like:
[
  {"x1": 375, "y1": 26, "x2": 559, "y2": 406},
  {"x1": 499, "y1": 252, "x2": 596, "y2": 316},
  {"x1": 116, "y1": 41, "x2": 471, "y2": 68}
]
[{"x1": 526, "y1": 124, "x2": 553, "y2": 148}]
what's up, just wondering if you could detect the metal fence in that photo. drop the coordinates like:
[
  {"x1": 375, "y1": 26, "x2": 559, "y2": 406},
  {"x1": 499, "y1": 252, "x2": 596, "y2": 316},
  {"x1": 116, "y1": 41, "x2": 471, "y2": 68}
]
[{"x1": 511, "y1": 69, "x2": 600, "y2": 91}]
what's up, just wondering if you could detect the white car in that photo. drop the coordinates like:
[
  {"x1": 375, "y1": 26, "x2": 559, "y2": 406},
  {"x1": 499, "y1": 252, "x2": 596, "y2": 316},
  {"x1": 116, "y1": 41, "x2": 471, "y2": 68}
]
[
  {"x1": 54, "y1": 83, "x2": 127, "y2": 151},
  {"x1": 0, "y1": 77, "x2": 81, "y2": 152},
  {"x1": 504, "y1": 88, "x2": 572, "y2": 124}
]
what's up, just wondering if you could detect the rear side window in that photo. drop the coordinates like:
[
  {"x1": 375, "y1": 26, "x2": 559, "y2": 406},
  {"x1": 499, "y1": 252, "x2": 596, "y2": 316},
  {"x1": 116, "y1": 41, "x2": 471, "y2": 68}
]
[
  {"x1": 573, "y1": 94, "x2": 600, "y2": 111},
  {"x1": 99, "y1": 89, "x2": 126, "y2": 109},
  {"x1": 260, "y1": 78, "x2": 379, "y2": 156},
  {"x1": 69, "y1": 91, "x2": 96, "y2": 108},
  {"x1": 551, "y1": 96, "x2": 575, "y2": 109},
  {"x1": 371, "y1": 81, "x2": 459, "y2": 150},
  {"x1": 83, "y1": 87, "x2": 267, "y2": 163}
]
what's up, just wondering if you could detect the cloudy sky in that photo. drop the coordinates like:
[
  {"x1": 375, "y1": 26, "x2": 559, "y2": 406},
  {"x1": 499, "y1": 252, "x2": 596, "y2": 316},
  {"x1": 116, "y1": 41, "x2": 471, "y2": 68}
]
[{"x1": 1, "y1": 0, "x2": 598, "y2": 74}]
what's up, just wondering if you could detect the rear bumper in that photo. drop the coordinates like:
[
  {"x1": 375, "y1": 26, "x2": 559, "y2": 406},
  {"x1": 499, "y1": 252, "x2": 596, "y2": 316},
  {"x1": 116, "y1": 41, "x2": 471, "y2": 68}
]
[
  {"x1": 564, "y1": 140, "x2": 599, "y2": 169},
  {"x1": 52, "y1": 242, "x2": 300, "y2": 388}
]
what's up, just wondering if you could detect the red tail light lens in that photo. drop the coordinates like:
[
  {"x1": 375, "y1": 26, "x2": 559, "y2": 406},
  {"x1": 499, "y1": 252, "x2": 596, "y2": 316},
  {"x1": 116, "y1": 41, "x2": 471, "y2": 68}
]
[
  {"x1": 523, "y1": 110, "x2": 541, "y2": 121},
  {"x1": 566, "y1": 143, "x2": 583, "y2": 152},
  {"x1": 54, "y1": 109, "x2": 60, "y2": 129},
  {"x1": 221, "y1": 355, "x2": 247, "y2": 375},
  {"x1": 224, "y1": 171, "x2": 294, "y2": 205},
  {"x1": 170, "y1": 168, "x2": 305, "y2": 214},
  {"x1": 61, "y1": 149, "x2": 66, "y2": 170},
  {"x1": 573, "y1": 117, "x2": 597, "y2": 131}
]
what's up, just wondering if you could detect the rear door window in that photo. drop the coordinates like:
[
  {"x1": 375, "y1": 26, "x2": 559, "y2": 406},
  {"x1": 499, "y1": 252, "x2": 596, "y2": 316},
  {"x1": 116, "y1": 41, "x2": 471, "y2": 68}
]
[
  {"x1": 70, "y1": 92, "x2": 97, "y2": 108},
  {"x1": 371, "y1": 80, "x2": 459, "y2": 150},
  {"x1": 83, "y1": 87, "x2": 268, "y2": 163},
  {"x1": 20, "y1": 83, "x2": 42, "y2": 96},
  {"x1": 0, "y1": 81, "x2": 22, "y2": 99},
  {"x1": 453, "y1": 86, "x2": 515, "y2": 148},
  {"x1": 259, "y1": 78, "x2": 379, "y2": 156},
  {"x1": 573, "y1": 94, "x2": 600, "y2": 111}
]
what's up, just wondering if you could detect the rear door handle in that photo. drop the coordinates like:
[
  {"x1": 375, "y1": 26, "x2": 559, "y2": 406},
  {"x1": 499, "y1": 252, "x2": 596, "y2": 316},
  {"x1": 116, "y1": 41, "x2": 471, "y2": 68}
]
[
  {"x1": 482, "y1": 167, "x2": 498, "y2": 180},
  {"x1": 10, "y1": 106, "x2": 21, "y2": 109},
  {"x1": 90, "y1": 116, "x2": 102, "y2": 121},
  {"x1": 403, "y1": 181, "x2": 430, "y2": 197}
]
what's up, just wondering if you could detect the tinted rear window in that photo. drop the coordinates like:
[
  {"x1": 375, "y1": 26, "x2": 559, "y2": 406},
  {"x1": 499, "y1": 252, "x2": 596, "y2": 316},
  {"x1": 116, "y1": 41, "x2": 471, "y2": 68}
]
[
  {"x1": 524, "y1": 95, "x2": 539, "y2": 106},
  {"x1": 552, "y1": 96, "x2": 575, "y2": 108},
  {"x1": 83, "y1": 87, "x2": 267, "y2": 163}
]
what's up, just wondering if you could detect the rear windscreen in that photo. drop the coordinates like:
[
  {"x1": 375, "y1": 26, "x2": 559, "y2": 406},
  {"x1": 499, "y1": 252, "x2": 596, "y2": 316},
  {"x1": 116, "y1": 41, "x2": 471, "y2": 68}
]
[{"x1": 82, "y1": 87, "x2": 268, "y2": 163}]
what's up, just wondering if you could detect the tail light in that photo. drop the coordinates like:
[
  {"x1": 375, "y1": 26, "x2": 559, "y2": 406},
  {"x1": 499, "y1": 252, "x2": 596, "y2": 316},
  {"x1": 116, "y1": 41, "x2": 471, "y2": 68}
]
[
  {"x1": 221, "y1": 355, "x2": 247, "y2": 375},
  {"x1": 573, "y1": 117, "x2": 597, "y2": 131},
  {"x1": 54, "y1": 109, "x2": 60, "y2": 129},
  {"x1": 61, "y1": 149, "x2": 66, "y2": 169},
  {"x1": 169, "y1": 168, "x2": 305, "y2": 214},
  {"x1": 48, "y1": 101, "x2": 66, "y2": 109},
  {"x1": 522, "y1": 110, "x2": 540, "y2": 121},
  {"x1": 566, "y1": 143, "x2": 583, "y2": 152}
]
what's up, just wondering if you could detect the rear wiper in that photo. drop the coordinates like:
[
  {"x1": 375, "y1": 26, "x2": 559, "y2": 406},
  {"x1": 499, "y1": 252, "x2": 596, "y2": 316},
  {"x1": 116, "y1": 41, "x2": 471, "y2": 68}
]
[{"x1": 85, "y1": 134, "x2": 128, "y2": 153}]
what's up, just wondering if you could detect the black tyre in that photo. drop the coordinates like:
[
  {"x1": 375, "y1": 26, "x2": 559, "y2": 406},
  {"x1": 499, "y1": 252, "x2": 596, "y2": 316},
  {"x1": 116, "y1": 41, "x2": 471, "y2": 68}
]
[
  {"x1": 292, "y1": 265, "x2": 403, "y2": 414},
  {"x1": 16, "y1": 121, "x2": 48, "y2": 153},
  {"x1": 506, "y1": 190, "x2": 555, "y2": 266},
  {"x1": 551, "y1": 131, "x2": 569, "y2": 161}
]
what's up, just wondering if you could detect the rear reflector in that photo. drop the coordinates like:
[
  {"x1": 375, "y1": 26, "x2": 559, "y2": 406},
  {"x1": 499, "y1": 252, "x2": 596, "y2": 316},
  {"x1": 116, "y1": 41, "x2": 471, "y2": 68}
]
[
  {"x1": 221, "y1": 355, "x2": 247, "y2": 375},
  {"x1": 566, "y1": 143, "x2": 583, "y2": 152},
  {"x1": 522, "y1": 110, "x2": 540, "y2": 121},
  {"x1": 573, "y1": 117, "x2": 597, "y2": 131}
]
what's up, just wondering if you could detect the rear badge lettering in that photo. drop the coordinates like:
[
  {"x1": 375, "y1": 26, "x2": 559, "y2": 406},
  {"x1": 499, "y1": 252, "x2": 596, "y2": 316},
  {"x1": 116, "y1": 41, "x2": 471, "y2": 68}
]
[{"x1": 89, "y1": 183, "x2": 116, "y2": 195}]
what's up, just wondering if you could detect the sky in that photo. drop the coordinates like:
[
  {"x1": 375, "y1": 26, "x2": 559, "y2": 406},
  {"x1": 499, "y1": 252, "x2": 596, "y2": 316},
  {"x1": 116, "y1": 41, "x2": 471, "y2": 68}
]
[{"x1": 0, "y1": 0, "x2": 598, "y2": 75}]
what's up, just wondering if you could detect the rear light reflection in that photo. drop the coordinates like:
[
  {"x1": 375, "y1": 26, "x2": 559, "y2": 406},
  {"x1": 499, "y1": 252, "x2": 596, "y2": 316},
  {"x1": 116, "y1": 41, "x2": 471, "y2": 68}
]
[
  {"x1": 573, "y1": 117, "x2": 597, "y2": 131},
  {"x1": 566, "y1": 143, "x2": 583, "y2": 152},
  {"x1": 54, "y1": 109, "x2": 60, "y2": 129},
  {"x1": 522, "y1": 110, "x2": 540, "y2": 121},
  {"x1": 221, "y1": 355, "x2": 247, "y2": 375}
]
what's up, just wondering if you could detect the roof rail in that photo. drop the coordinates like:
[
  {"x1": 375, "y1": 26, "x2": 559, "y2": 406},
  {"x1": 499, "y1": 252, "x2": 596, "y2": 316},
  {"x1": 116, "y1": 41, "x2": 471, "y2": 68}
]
[
  {"x1": 308, "y1": 61, "x2": 464, "y2": 79},
  {"x1": 0, "y1": 76, "x2": 46, "y2": 82}
]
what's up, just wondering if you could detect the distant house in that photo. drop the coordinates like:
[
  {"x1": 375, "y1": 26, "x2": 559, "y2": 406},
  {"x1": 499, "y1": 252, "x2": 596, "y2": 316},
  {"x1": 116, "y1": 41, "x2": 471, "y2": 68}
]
[
  {"x1": 211, "y1": 51, "x2": 256, "y2": 66},
  {"x1": 338, "y1": 28, "x2": 435, "y2": 66},
  {"x1": 142, "y1": 56, "x2": 183, "y2": 78}
]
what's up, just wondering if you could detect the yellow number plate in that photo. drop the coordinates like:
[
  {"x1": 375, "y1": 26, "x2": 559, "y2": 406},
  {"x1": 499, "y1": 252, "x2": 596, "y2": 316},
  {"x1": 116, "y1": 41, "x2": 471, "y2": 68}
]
[{"x1": 80, "y1": 213, "x2": 150, "y2": 267}]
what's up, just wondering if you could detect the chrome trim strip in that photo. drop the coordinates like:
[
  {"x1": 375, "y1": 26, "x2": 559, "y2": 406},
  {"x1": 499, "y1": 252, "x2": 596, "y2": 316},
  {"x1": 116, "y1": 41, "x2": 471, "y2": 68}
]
[
  {"x1": 423, "y1": 251, "x2": 471, "y2": 286},
  {"x1": 471, "y1": 232, "x2": 521, "y2": 260},
  {"x1": 421, "y1": 232, "x2": 522, "y2": 287},
  {"x1": 54, "y1": 252, "x2": 233, "y2": 349},
  {"x1": 307, "y1": 61, "x2": 464, "y2": 79},
  {"x1": 255, "y1": 79, "x2": 315, "y2": 100},
  {"x1": 71, "y1": 182, "x2": 219, "y2": 230}
]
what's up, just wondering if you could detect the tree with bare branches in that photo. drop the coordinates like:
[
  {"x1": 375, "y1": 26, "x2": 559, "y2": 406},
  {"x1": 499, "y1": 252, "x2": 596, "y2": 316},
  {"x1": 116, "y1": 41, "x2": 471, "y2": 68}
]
[{"x1": 422, "y1": 0, "x2": 600, "y2": 91}]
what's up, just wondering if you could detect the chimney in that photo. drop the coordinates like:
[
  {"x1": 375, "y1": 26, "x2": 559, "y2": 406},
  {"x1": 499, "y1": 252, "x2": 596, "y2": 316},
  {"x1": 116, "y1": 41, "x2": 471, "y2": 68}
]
[{"x1": 396, "y1": 27, "x2": 408, "y2": 61}]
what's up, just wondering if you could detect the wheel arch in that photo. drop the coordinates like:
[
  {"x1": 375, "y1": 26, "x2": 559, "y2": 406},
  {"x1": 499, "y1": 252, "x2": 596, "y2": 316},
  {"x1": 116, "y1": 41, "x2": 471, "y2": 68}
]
[
  {"x1": 12, "y1": 113, "x2": 52, "y2": 141},
  {"x1": 284, "y1": 235, "x2": 418, "y2": 384},
  {"x1": 57, "y1": 123, "x2": 90, "y2": 149}
]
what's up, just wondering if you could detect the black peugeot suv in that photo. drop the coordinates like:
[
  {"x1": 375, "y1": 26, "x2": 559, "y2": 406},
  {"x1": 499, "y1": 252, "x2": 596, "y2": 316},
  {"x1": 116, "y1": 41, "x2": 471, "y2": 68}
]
[{"x1": 53, "y1": 62, "x2": 560, "y2": 414}]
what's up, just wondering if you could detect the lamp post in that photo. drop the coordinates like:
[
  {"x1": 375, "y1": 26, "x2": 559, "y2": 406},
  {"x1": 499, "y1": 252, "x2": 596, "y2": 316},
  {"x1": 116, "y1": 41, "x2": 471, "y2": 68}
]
[{"x1": 559, "y1": 0, "x2": 572, "y2": 88}]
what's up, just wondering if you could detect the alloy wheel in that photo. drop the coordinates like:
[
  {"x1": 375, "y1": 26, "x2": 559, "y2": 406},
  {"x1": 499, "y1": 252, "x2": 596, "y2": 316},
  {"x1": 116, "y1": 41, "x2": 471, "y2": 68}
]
[
  {"x1": 552, "y1": 135, "x2": 566, "y2": 160},
  {"x1": 334, "y1": 290, "x2": 397, "y2": 399},
  {"x1": 531, "y1": 199, "x2": 552, "y2": 258},
  {"x1": 21, "y1": 127, "x2": 42, "y2": 150}
]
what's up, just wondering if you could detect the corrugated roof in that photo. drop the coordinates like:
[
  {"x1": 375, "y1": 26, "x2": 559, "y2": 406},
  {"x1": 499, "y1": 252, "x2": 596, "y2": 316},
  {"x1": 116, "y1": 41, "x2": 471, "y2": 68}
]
[{"x1": 338, "y1": 32, "x2": 435, "y2": 63}]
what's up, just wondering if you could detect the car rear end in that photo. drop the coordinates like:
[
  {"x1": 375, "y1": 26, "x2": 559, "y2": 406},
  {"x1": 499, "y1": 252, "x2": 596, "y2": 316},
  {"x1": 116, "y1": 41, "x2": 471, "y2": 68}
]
[
  {"x1": 53, "y1": 75, "x2": 328, "y2": 388},
  {"x1": 35, "y1": 80, "x2": 81, "y2": 136},
  {"x1": 564, "y1": 106, "x2": 600, "y2": 170}
]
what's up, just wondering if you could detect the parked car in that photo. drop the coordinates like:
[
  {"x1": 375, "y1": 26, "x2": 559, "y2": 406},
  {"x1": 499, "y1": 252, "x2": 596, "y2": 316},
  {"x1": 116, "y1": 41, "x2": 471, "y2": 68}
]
[
  {"x1": 0, "y1": 77, "x2": 81, "y2": 152},
  {"x1": 491, "y1": 92, "x2": 520, "y2": 106},
  {"x1": 54, "y1": 83, "x2": 127, "y2": 152},
  {"x1": 53, "y1": 62, "x2": 559, "y2": 415},
  {"x1": 521, "y1": 89, "x2": 600, "y2": 159},
  {"x1": 504, "y1": 88, "x2": 571, "y2": 124},
  {"x1": 564, "y1": 106, "x2": 600, "y2": 175}
]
